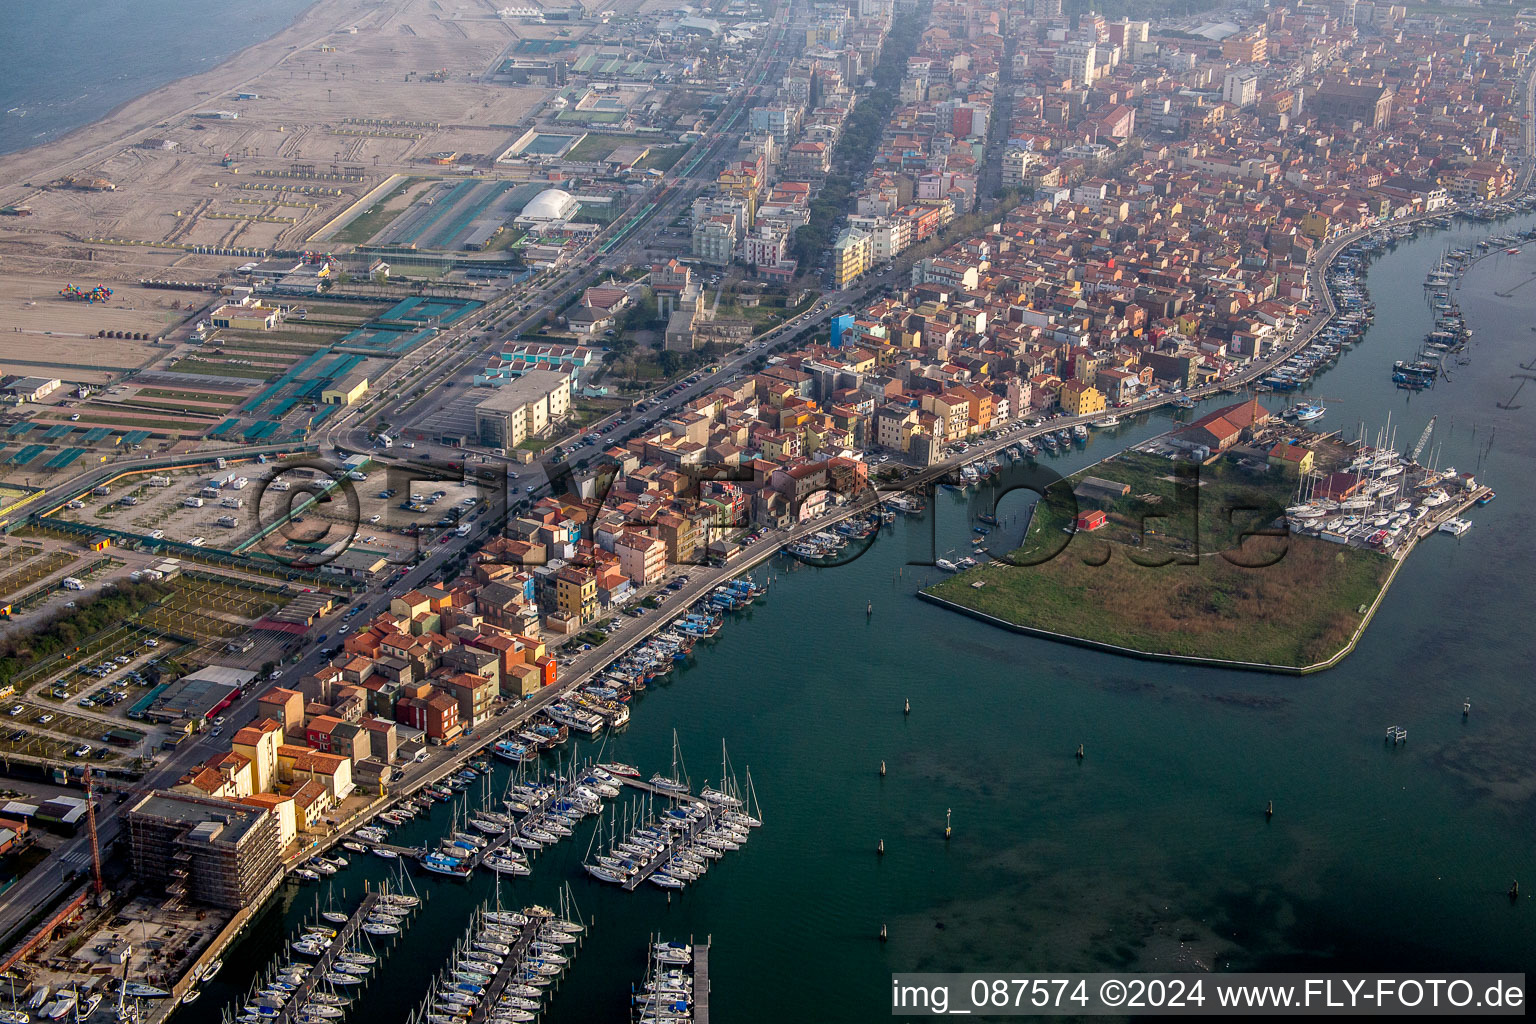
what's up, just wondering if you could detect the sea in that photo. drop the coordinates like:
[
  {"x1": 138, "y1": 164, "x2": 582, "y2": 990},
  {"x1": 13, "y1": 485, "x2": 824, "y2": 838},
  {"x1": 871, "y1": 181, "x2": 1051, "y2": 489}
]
[
  {"x1": 0, "y1": 0, "x2": 317, "y2": 158},
  {"x1": 173, "y1": 218, "x2": 1535, "y2": 1022}
]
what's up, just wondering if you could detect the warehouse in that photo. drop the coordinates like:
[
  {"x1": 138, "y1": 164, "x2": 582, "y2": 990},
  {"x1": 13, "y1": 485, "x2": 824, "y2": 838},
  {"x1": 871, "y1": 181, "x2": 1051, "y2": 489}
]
[{"x1": 140, "y1": 666, "x2": 256, "y2": 724}]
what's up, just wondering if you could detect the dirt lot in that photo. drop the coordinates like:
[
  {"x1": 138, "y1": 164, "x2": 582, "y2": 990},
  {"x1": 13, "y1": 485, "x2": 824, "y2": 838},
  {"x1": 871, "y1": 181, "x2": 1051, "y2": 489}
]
[{"x1": 0, "y1": 275, "x2": 183, "y2": 379}]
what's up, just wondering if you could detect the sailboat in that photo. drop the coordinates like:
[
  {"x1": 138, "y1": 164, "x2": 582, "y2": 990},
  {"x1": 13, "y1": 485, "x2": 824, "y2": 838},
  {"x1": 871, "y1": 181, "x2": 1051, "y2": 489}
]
[
  {"x1": 648, "y1": 731, "x2": 690, "y2": 794},
  {"x1": 699, "y1": 741, "x2": 744, "y2": 808},
  {"x1": 1, "y1": 974, "x2": 29, "y2": 1024}
]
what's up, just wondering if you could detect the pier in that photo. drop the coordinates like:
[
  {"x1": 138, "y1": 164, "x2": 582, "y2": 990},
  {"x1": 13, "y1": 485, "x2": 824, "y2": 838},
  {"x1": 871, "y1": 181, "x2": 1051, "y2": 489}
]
[
  {"x1": 464, "y1": 918, "x2": 537, "y2": 1024},
  {"x1": 1400, "y1": 485, "x2": 1493, "y2": 549},
  {"x1": 615, "y1": 780, "x2": 727, "y2": 892},
  {"x1": 274, "y1": 891, "x2": 379, "y2": 1024},
  {"x1": 691, "y1": 941, "x2": 710, "y2": 1024}
]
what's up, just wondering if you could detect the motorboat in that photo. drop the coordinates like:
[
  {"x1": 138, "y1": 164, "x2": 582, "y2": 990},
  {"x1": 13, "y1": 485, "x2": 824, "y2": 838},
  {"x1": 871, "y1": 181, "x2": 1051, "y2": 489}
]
[{"x1": 40, "y1": 993, "x2": 75, "y2": 1023}]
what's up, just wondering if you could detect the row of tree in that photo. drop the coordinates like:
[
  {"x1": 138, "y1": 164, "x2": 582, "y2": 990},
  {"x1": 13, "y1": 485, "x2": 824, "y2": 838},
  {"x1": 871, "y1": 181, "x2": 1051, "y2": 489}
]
[{"x1": 0, "y1": 581, "x2": 172, "y2": 689}]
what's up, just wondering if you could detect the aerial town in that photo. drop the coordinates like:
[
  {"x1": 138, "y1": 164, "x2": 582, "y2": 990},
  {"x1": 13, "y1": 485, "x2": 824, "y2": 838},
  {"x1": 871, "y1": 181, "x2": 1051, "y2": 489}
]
[{"x1": 0, "y1": 0, "x2": 1531, "y2": 1019}]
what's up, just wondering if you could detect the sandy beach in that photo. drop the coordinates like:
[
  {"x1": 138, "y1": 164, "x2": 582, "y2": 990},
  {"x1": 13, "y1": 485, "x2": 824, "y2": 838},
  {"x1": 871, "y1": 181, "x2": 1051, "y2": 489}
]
[{"x1": 0, "y1": 0, "x2": 374, "y2": 200}]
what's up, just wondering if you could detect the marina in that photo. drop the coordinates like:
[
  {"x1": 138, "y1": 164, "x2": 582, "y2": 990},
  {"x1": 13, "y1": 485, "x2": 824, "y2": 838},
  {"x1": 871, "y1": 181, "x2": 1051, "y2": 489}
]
[{"x1": 168, "y1": 207, "x2": 1536, "y2": 1023}]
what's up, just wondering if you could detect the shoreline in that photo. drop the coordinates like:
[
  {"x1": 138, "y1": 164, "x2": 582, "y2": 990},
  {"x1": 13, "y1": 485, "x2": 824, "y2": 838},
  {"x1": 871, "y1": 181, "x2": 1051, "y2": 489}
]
[{"x1": 0, "y1": 0, "x2": 371, "y2": 200}]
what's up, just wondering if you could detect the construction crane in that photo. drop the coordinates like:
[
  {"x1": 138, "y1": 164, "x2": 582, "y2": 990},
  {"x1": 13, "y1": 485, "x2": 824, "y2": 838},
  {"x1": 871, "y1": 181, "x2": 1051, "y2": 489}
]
[
  {"x1": 83, "y1": 767, "x2": 103, "y2": 896},
  {"x1": 1411, "y1": 416, "x2": 1437, "y2": 462},
  {"x1": 79, "y1": 768, "x2": 145, "y2": 900}
]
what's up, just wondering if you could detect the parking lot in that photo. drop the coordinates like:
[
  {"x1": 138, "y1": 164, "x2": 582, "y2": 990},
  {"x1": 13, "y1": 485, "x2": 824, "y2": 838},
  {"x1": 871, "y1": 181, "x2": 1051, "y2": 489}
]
[
  {"x1": 57, "y1": 461, "x2": 265, "y2": 552},
  {"x1": 1, "y1": 698, "x2": 129, "y2": 763},
  {"x1": 252, "y1": 463, "x2": 491, "y2": 566},
  {"x1": 52, "y1": 456, "x2": 497, "y2": 570}
]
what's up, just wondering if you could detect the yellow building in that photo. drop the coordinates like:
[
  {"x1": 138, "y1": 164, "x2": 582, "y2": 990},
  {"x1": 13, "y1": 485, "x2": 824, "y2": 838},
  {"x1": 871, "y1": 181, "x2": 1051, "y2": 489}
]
[
  {"x1": 1060, "y1": 381, "x2": 1107, "y2": 416},
  {"x1": 831, "y1": 227, "x2": 872, "y2": 289},
  {"x1": 1300, "y1": 211, "x2": 1331, "y2": 242},
  {"x1": 717, "y1": 165, "x2": 761, "y2": 226},
  {"x1": 1267, "y1": 443, "x2": 1315, "y2": 476},
  {"x1": 321, "y1": 372, "x2": 369, "y2": 405},
  {"x1": 554, "y1": 566, "x2": 597, "y2": 624}
]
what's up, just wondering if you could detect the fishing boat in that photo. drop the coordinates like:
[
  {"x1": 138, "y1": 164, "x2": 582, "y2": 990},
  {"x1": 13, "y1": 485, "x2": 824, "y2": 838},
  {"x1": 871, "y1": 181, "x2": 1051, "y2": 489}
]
[{"x1": 1090, "y1": 415, "x2": 1121, "y2": 428}]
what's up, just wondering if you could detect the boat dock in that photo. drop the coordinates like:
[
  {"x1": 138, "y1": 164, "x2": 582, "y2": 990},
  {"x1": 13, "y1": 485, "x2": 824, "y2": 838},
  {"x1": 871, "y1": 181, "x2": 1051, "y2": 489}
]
[
  {"x1": 692, "y1": 942, "x2": 710, "y2": 1024},
  {"x1": 465, "y1": 918, "x2": 537, "y2": 1024},
  {"x1": 618, "y1": 778, "x2": 707, "y2": 804},
  {"x1": 615, "y1": 781, "x2": 726, "y2": 892},
  {"x1": 275, "y1": 891, "x2": 380, "y2": 1023},
  {"x1": 1403, "y1": 485, "x2": 1493, "y2": 550}
]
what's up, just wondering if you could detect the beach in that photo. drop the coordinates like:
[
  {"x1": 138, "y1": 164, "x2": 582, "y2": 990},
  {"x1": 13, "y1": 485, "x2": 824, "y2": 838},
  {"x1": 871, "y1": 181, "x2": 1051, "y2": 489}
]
[{"x1": 0, "y1": 0, "x2": 367, "y2": 198}]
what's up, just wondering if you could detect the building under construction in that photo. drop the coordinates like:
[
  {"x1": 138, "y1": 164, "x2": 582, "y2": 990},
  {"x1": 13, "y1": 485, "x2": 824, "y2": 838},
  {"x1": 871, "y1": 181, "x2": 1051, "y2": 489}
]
[{"x1": 125, "y1": 793, "x2": 281, "y2": 909}]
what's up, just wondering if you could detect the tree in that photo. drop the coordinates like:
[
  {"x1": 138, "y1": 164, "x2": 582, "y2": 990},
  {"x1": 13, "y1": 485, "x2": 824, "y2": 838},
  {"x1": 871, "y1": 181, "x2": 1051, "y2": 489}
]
[{"x1": 261, "y1": 661, "x2": 278, "y2": 678}]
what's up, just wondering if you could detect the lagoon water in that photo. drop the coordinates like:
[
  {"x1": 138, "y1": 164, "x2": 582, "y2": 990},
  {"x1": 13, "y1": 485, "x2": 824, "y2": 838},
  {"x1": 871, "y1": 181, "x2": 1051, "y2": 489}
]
[
  {"x1": 180, "y1": 216, "x2": 1536, "y2": 1022},
  {"x1": 0, "y1": 0, "x2": 317, "y2": 157}
]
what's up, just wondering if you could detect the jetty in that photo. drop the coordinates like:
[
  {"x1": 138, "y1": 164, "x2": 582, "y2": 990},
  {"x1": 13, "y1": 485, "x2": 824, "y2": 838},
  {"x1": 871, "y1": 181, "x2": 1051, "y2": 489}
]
[
  {"x1": 464, "y1": 918, "x2": 538, "y2": 1024},
  {"x1": 692, "y1": 941, "x2": 711, "y2": 1024},
  {"x1": 274, "y1": 891, "x2": 380, "y2": 1024},
  {"x1": 616, "y1": 780, "x2": 728, "y2": 892}
]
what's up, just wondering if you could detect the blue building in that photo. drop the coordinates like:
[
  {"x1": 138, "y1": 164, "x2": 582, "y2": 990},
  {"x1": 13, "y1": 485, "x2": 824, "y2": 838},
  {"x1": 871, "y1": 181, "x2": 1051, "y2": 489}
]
[{"x1": 830, "y1": 313, "x2": 856, "y2": 348}]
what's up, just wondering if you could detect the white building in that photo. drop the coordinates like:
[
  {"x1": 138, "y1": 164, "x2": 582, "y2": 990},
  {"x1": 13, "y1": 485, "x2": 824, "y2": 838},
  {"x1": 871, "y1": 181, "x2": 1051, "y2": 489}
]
[
  {"x1": 515, "y1": 188, "x2": 579, "y2": 228},
  {"x1": 1053, "y1": 42, "x2": 1097, "y2": 86},
  {"x1": 1223, "y1": 70, "x2": 1259, "y2": 108}
]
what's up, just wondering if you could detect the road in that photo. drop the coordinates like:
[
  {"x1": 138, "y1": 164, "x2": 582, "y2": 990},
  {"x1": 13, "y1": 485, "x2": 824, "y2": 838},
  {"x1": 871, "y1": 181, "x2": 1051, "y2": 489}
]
[
  {"x1": 11, "y1": 6, "x2": 1536, "y2": 966},
  {"x1": 0, "y1": 0, "x2": 807, "y2": 955}
]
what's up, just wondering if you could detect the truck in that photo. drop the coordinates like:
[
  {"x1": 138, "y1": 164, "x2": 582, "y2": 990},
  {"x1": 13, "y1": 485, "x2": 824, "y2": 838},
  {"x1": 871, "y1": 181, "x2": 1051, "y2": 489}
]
[
  {"x1": 213, "y1": 457, "x2": 228, "y2": 470},
  {"x1": 61, "y1": 577, "x2": 85, "y2": 591},
  {"x1": 220, "y1": 497, "x2": 243, "y2": 509},
  {"x1": 184, "y1": 497, "x2": 204, "y2": 508},
  {"x1": 216, "y1": 515, "x2": 238, "y2": 528}
]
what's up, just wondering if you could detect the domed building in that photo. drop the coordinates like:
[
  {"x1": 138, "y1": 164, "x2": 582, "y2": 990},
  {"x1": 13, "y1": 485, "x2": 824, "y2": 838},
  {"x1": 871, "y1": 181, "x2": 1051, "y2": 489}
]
[{"x1": 515, "y1": 188, "x2": 579, "y2": 227}]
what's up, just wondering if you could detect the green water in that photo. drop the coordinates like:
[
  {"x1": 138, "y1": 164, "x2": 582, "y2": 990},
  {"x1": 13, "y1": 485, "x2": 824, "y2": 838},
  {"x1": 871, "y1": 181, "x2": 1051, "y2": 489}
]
[{"x1": 184, "y1": 216, "x2": 1536, "y2": 1022}]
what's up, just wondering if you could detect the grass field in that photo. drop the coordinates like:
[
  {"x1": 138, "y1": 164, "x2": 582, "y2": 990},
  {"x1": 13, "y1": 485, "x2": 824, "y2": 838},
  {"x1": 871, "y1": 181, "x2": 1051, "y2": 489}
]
[
  {"x1": 330, "y1": 177, "x2": 422, "y2": 244},
  {"x1": 138, "y1": 388, "x2": 245, "y2": 403},
  {"x1": 168, "y1": 358, "x2": 279, "y2": 381},
  {"x1": 636, "y1": 147, "x2": 684, "y2": 172},
  {"x1": 925, "y1": 452, "x2": 1396, "y2": 669}
]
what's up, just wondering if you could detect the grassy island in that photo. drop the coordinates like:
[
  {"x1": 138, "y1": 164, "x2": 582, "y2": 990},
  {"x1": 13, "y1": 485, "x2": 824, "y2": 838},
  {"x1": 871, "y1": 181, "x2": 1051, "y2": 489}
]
[{"x1": 922, "y1": 451, "x2": 1396, "y2": 671}]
